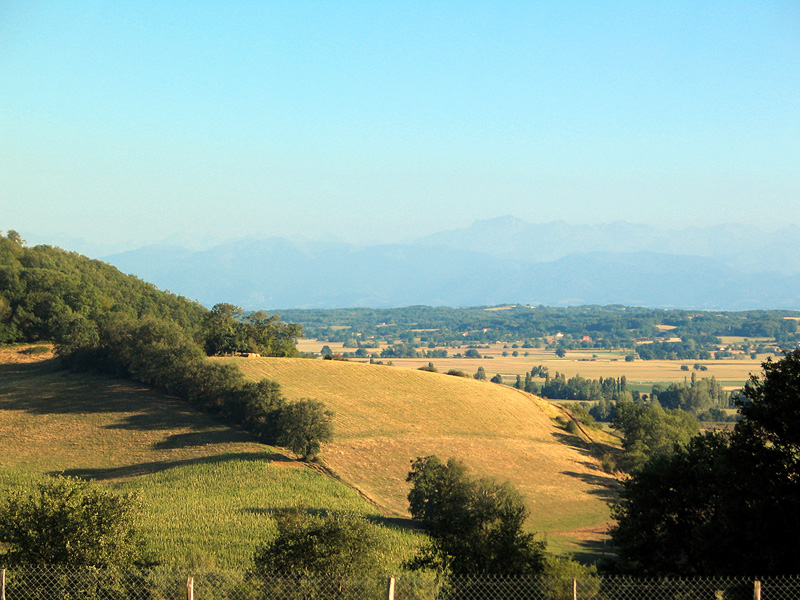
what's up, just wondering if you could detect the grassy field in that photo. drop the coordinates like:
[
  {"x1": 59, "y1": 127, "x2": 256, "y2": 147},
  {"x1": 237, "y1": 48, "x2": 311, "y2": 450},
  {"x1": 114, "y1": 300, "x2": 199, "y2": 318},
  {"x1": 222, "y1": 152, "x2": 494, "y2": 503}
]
[
  {"x1": 297, "y1": 339, "x2": 768, "y2": 391},
  {"x1": 231, "y1": 356, "x2": 621, "y2": 559},
  {"x1": 0, "y1": 346, "x2": 421, "y2": 570}
]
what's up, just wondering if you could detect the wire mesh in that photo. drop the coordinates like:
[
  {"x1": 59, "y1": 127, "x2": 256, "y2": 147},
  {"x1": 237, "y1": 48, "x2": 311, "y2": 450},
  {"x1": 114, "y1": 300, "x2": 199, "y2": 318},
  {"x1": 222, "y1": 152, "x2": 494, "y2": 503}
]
[{"x1": 1, "y1": 568, "x2": 799, "y2": 600}]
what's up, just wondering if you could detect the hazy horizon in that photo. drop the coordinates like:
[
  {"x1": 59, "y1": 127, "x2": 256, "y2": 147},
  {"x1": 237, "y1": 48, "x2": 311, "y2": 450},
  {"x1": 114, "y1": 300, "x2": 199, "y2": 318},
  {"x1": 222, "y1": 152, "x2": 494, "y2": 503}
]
[{"x1": 12, "y1": 216, "x2": 800, "y2": 261}]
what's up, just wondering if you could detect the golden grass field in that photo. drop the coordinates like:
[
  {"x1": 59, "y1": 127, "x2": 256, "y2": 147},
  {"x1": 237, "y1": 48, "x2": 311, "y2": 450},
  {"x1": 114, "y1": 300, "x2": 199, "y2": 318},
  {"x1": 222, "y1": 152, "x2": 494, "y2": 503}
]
[
  {"x1": 296, "y1": 339, "x2": 769, "y2": 390},
  {"x1": 231, "y1": 356, "x2": 621, "y2": 558}
]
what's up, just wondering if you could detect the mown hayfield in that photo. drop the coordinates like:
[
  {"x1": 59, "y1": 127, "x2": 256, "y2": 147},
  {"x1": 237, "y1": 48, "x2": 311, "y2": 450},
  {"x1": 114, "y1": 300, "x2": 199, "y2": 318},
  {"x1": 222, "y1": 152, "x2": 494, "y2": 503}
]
[
  {"x1": 231, "y1": 356, "x2": 620, "y2": 558},
  {"x1": 296, "y1": 339, "x2": 767, "y2": 388},
  {"x1": 0, "y1": 347, "x2": 421, "y2": 569}
]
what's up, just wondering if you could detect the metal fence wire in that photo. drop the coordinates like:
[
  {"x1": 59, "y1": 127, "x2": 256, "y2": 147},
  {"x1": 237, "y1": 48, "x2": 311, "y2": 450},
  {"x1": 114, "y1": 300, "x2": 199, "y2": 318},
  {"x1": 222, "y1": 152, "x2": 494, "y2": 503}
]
[{"x1": 1, "y1": 567, "x2": 799, "y2": 600}]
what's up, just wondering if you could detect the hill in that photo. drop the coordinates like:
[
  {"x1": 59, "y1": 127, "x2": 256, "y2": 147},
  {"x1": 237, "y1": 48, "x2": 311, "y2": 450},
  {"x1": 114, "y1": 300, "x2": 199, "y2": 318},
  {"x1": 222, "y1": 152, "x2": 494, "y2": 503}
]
[
  {"x1": 230, "y1": 356, "x2": 620, "y2": 556},
  {"x1": 0, "y1": 346, "x2": 417, "y2": 569}
]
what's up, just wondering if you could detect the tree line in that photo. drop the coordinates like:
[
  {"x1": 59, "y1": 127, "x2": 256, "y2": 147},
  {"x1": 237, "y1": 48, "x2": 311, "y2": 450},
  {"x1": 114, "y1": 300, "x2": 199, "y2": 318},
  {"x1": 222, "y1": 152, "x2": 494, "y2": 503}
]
[{"x1": 274, "y1": 304, "x2": 800, "y2": 351}]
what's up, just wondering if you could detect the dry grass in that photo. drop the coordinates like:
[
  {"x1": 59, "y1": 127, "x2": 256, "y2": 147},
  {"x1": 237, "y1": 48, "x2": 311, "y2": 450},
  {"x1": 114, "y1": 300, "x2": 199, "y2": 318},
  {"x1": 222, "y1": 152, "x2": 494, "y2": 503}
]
[
  {"x1": 231, "y1": 357, "x2": 620, "y2": 558},
  {"x1": 295, "y1": 340, "x2": 766, "y2": 386},
  {"x1": 0, "y1": 355, "x2": 271, "y2": 477}
]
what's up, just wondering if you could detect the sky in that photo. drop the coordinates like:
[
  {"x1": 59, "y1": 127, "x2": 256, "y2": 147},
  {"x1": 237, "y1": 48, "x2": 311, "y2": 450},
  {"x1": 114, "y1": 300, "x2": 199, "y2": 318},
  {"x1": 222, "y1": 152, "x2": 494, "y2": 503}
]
[{"x1": 2, "y1": 1, "x2": 799, "y2": 253}]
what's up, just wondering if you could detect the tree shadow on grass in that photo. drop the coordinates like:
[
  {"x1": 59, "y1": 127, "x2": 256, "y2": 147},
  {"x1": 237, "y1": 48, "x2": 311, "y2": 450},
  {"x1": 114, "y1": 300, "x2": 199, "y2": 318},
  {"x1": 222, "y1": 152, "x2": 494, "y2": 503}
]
[
  {"x1": 0, "y1": 364, "x2": 248, "y2": 438},
  {"x1": 54, "y1": 451, "x2": 292, "y2": 481},
  {"x1": 0, "y1": 368, "x2": 185, "y2": 417},
  {"x1": 559, "y1": 470, "x2": 619, "y2": 503},
  {"x1": 566, "y1": 536, "x2": 618, "y2": 566},
  {"x1": 0, "y1": 357, "x2": 62, "y2": 378},
  {"x1": 104, "y1": 409, "x2": 236, "y2": 433},
  {"x1": 152, "y1": 429, "x2": 255, "y2": 449},
  {"x1": 239, "y1": 506, "x2": 423, "y2": 532},
  {"x1": 551, "y1": 430, "x2": 621, "y2": 464}
]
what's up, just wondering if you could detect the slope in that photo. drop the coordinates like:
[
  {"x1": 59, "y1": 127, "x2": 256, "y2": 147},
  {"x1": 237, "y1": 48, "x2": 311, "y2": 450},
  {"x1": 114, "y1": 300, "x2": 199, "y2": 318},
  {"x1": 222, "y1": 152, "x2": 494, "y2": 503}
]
[
  {"x1": 231, "y1": 357, "x2": 620, "y2": 556},
  {"x1": 0, "y1": 346, "x2": 418, "y2": 569}
]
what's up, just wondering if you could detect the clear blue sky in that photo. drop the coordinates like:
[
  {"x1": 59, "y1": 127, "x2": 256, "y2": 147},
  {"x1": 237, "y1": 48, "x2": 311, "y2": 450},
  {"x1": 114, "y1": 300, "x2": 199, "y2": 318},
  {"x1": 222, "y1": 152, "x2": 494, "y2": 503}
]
[{"x1": 2, "y1": 1, "x2": 799, "y2": 251}]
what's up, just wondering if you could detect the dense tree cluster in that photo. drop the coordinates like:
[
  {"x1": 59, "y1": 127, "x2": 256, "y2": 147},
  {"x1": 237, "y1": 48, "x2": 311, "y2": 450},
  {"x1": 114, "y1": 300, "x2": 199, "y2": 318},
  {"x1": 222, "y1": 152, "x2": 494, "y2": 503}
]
[
  {"x1": 611, "y1": 350, "x2": 800, "y2": 575},
  {"x1": 651, "y1": 372, "x2": 728, "y2": 413},
  {"x1": 203, "y1": 303, "x2": 301, "y2": 357},
  {"x1": 634, "y1": 340, "x2": 713, "y2": 361},
  {"x1": 0, "y1": 234, "x2": 301, "y2": 359},
  {"x1": 539, "y1": 372, "x2": 630, "y2": 402},
  {"x1": 0, "y1": 233, "x2": 205, "y2": 346}
]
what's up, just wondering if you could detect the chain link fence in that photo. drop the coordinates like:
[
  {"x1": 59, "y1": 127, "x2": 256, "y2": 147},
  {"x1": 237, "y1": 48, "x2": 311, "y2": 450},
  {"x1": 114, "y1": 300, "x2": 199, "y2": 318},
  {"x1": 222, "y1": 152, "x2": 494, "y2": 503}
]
[{"x1": 2, "y1": 567, "x2": 799, "y2": 600}]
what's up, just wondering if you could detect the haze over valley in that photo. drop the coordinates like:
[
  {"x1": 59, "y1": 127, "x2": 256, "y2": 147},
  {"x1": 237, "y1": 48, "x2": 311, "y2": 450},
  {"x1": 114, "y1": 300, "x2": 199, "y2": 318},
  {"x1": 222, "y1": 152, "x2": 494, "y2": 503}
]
[{"x1": 100, "y1": 218, "x2": 800, "y2": 310}]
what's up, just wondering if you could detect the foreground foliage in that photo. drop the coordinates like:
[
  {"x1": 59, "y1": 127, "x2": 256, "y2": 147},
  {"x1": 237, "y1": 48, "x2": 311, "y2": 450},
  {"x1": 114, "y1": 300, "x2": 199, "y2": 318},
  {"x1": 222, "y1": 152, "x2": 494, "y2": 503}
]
[
  {"x1": 611, "y1": 349, "x2": 800, "y2": 576},
  {"x1": 253, "y1": 510, "x2": 384, "y2": 579},
  {"x1": 406, "y1": 456, "x2": 546, "y2": 575},
  {"x1": 0, "y1": 476, "x2": 150, "y2": 568}
]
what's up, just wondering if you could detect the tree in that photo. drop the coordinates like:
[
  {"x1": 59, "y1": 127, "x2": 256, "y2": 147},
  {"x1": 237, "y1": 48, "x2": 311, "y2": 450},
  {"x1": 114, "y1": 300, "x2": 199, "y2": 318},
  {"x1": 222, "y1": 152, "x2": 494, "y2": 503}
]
[
  {"x1": 202, "y1": 303, "x2": 247, "y2": 355},
  {"x1": 252, "y1": 509, "x2": 384, "y2": 599},
  {"x1": 253, "y1": 509, "x2": 381, "y2": 577},
  {"x1": 611, "y1": 349, "x2": 800, "y2": 575},
  {"x1": 275, "y1": 399, "x2": 334, "y2": 460},
  {"x1": 474, "y1": 366, "x2": 486, "y2": 380},
  {"x1": 6, "y1": 229, "x2": 25, "y2": 245},
  {"x1": 737, "y1": 349, "x2": 800, "y2": 449},
  {"x1": 612, "y1": 398, "x2": 698, "y2": 472},
  {"x1": 0, "y1": 476, "x2": 150, "y2": 567},
  {"x1": 406, "y1": 456, "x2": 546, "y2": 575}
]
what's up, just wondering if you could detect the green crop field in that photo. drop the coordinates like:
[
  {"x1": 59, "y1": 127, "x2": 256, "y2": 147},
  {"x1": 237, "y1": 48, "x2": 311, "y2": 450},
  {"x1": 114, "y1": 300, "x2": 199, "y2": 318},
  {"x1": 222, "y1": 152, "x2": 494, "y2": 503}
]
[
  {"x1": 230, "y1": 356, "x2": 621, "y2": 559},
  {"x1": 0, "y1": 346, "x2": 422, "y2": 570}
]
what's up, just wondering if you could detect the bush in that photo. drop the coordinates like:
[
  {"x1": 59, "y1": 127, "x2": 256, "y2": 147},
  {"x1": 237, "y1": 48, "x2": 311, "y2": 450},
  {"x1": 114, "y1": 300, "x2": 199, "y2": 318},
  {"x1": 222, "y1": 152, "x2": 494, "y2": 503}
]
[
  {"x1": 406, "y1": 456, "x2": 546, "y2": 575},
  {"x1": 600, "y1": 453, "x2": 618, "y2": 473},
  {"x1": 445, "y1": 369, "x2": 469, "y2": 378},
  {"x1": 275, "y1": 400, "x2": 334, "y2": 460},
  {"x1": 0, "y1": 476, "x2": 151, "y2": 568},
  {"x1": 252, "y1": 509, "x2": 385, "y2": 599}
]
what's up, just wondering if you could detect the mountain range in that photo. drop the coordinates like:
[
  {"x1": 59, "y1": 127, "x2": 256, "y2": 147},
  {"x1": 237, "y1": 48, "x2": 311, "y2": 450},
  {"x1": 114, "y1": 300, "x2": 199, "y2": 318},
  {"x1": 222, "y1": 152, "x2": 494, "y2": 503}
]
[{"x1": 101, "y1": 218, "x2": 800, "y2": 310}]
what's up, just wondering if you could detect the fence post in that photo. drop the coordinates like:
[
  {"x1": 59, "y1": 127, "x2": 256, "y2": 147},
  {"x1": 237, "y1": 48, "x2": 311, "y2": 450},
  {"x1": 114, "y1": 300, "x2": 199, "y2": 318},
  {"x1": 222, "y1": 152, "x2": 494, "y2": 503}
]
[
  {"x1": 187, "y1": 576, "x2": 194, "y2": 600},
  {"x1": 753, "y1": 579, "x2": 761, "y2": 600},
  {"x1": 572, "y1": 577, "x2": 577, "y2": 600},
  {"x1": 387, "y1": 576, "x2": 396, "y2": 600},
  {"x1": 1, "y1": 568, "x2": 5, "y2": 600}
]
